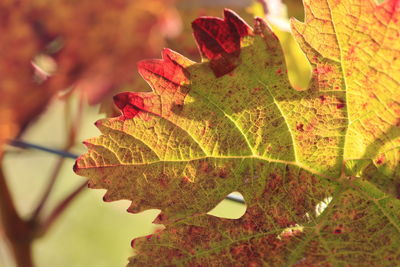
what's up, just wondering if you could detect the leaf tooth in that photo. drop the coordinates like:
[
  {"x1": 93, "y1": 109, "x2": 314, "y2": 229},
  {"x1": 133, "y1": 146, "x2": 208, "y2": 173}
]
[
  {"x1": 102, "y1": 191, "x2": 120, "y2": 202},
  {"x1": 127, "y1": 201, "x2": 142, "y2": 214},
  {"x1": 191, "y1": 9, "x2": 251, "y2": 77},
  {"x1": 153, "y1": 212, "x2": 168, "y2": 224},
  {"x1": 137, "y1": 49, "x2": 190, "y2": 89},
  {"x1": 87, "y1": 180, "x2": 102, "y2": 189}
]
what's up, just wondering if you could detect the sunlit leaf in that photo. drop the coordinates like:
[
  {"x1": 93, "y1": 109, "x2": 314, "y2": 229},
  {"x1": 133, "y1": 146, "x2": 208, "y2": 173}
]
[{"x1": 75, "y1": 1, "x2": 400, "y2": 265}]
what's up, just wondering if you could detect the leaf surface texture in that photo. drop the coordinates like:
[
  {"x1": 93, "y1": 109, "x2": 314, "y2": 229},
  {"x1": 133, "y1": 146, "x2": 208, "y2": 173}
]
[{"x1": 75, "y1": 1, "x2": 400, "y2": 265}]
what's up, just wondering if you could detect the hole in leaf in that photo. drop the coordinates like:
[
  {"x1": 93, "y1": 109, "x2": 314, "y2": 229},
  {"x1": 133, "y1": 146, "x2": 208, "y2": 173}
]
[
  {"x1": 334, "y1": 228, "x2": 342, "y2": 234},
  {"x1": 207, "y1": 192, "x2": 247, "y2": 219},
  {"x1": 277, "y1": 224, "x2": 304, "y2": 240},
  {"x1": 315, "y1": 196, "x2": 332, "y2": 217},
  {"x1": 304, "y1": 196, "x2": 333, "y2": 221}
]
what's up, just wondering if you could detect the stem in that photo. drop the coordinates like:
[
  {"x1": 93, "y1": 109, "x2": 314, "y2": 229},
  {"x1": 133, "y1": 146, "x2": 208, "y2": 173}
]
[
  {"x1": 8, "y1": 140, "x2": 77, "y2": 159},
  {"x1": 29, "y1": 96, "x2": 84, "y2": 223},
  {"x1": 29, "y1": 158, "x2": 65, "y2": 221},
  {"x1": 257, "y1": 0, "x2": 269, "y2": 16},
  {"x1": 0, "y1": 158, "x2": 34, "y2": 267},
  {"x1": 36, "y1": 182, "x2": 87, "y2": 237},
  {"x1": 65, "y1": 93, "x2": 84, "y2": 147},
  {"x1": 8, "y1": 240, "x2": 33, "y2": 267},
  {"x1": 0, "y1": 94, "x2": 86, "y2": 267}
]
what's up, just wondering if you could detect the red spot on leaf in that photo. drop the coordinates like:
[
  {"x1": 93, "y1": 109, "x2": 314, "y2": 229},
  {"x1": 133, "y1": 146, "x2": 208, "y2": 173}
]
[
  {"x1": 243, "y1": 220, "x2": 257, "y2": 231},
  {"x1": 346, "y1": 45, "x2": 358, "y2": 61},
  {"x1": 201, "y1": 127, "x2": 207, "y2": 136},
  {"x1": 383, "y1": 0, "x2": 400, "y2": 18},
  {"x1": 376, "y1": 154, "x2": 385, "y2": 165},
  {"x1": 319, "y1": 95, "x2": 326, "y2": 103},
  {"x1": 199, "y1": 161, "x2": 211, "y2": 173},
  {"x1": 248, "y1": 262, "x2": 261, "y2": 267},
  {"x1": 188, "y1": 226, "x2": 203, "y2": 235},
  {"x1": 275, "y1": 68, "x2": 282, "y2": 75},
  {"x1": 313, "y1": 65, "x2": 332, "y2": 75},
  {"x1": 265, "y1": 173, "x2": 282, "y2": 192},
  {"x1": 230, "y1": 245, "x2": 245, "y2": 256},
  {"x1": 102, "y1": 178, "x2": 111, "y2": 185},
  {"x1": 158, "y1": 175, "x2": 169, "y2": 188},
  {"x1": 333, "y1": 0, "x2": 342, "y2": 6},
  {"x1": 218, "y1": 168, "x2": 228, "y2": 178},
  {"x1": 273, "y1": 214, "x2": 293, "y2": 228},
  {"x1": 192, "y1": 9, "x2": 251, "y2": 77},
  {"x1": 296, "y1": 123, "x2": 304, "y2": 132},
  {"x1": 334, "y1": 228, "x2": 342, "y2": 234},
  {"x1": 333, "y1": 224, "x2": 344, "y2": 234},
  {"x1": 336, "y1": 99, "x2": 345, "y2": 109},
  {"x1": 348, "y1": 46, "x2": 356, "y2": 55},
  {"x1": 350, "y1": 210, "x2": 364, "y2": 220}
]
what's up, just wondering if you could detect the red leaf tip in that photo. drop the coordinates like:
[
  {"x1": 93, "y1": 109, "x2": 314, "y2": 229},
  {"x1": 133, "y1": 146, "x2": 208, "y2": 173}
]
[
  {"x1": 113, "y1": 92, "x2": 145, "y2": 119},
  {"x1": 192, "y1": 9, "x2": 251, "y2": 77},
  {"x1": 137, "y1": 48, "x2": 190, "y2": 88}
]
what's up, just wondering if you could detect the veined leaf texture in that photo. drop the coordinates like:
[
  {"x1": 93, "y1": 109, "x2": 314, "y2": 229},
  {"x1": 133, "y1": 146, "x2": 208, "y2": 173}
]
[{"x1": 75, "y1": 1, "x2": 400, "y2": 265}]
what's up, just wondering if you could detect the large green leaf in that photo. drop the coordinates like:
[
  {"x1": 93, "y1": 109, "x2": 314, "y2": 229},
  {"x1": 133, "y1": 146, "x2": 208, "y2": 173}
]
[{"x1": 75, "y1": 1, "x2": 400, "y2": 265}]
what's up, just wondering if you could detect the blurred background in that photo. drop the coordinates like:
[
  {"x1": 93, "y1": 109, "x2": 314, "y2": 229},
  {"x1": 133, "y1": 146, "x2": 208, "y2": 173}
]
[{"x1": 0, "y1": 0, "x2": 309, "y2": 266}]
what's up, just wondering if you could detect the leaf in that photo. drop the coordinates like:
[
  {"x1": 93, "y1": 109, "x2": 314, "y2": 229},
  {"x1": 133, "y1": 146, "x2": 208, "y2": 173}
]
[
  {"x1": 75, "y1": 1, "x2": 400, "y2": 265},
  {"x1": 36, "y1": 0, "x2": 177, "y2": 104},
  {"x1": 246, "y1": 0, "x2": 312, "y2": 90},
  {"x1": 166, "y1": 1, "x2": 254, "y2": 60},
  {"x1": 0, "y1": 0, "x2": 178, "y2": 154},
  {"x1": 0, "y1": 1, "x2": 59, "y2": 154}
]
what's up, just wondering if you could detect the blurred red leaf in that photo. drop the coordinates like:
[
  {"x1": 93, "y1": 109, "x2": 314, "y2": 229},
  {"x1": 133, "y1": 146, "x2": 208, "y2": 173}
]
[{"x1": 0, "y1": 0, "x2": 178, "y2": 151}]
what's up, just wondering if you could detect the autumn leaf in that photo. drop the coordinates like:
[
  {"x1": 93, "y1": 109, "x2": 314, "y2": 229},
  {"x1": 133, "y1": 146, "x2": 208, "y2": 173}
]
[
  {"x1": 247, "y1": 0, "x2": 311, "y2": 90},
  {"x1": 0, "y1": 0, "x2": 178, "y2": 155},
  {"x1": 75, "y1": 1, "x2": 400, "y2": 265},
  {"x1": 35, "y1": 0, "x2": 178, "y2": 104},
  {"x1": 167, "y1": 0, "x2": 254, "y2": 61},
  {"x1": 0, "y1": 1, "x2": 61, "y2": 154}
]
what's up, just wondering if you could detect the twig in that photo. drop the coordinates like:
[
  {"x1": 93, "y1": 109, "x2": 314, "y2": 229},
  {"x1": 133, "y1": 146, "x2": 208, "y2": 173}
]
[
  {"x1": 29, "y1": 158, "x2": 66, "y2": 221},
  {"x1": 8, "y1": 139, "x2": 77, "y2": 159},
  {"x1": 0, "y1": 157, "x2": 34, "y2": 267},
  {"x1": 36, "y1": 182, "x2": 87, "y2": 237},
  {"x1": 1, "y1": 96, "x2": 86, "y2": 267},
  {"x1": 29, "y1": 97, "x2": 84, "y2": 223}
]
